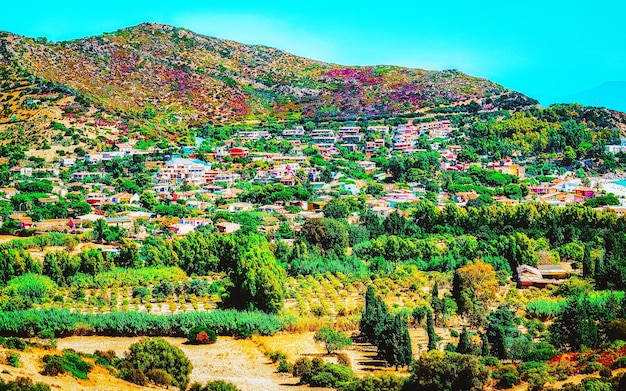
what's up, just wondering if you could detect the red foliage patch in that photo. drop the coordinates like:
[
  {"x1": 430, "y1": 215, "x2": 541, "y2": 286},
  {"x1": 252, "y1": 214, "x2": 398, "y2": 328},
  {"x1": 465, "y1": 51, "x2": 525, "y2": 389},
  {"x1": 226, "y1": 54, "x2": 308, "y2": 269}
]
[{"x1": 321, "y1": 68, "x2": 382, "y2": 86}]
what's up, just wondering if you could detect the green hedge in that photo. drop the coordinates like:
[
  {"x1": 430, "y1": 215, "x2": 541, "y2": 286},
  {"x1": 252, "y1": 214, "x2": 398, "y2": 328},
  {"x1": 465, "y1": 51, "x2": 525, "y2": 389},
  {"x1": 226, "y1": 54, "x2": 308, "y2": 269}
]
[{"x1": 0, "y1": 308, "x2": 284, "y2": 338}]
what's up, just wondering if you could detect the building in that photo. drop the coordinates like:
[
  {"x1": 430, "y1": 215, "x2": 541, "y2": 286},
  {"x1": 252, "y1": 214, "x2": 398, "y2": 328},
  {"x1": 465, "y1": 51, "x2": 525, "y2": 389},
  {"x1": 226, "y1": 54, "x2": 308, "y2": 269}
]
[
  {"x1": 517, "y1": 264, "x2": 570, "y2": 289},
  {"x1": 310, "y1": 129, "x2": 337, "y2": 144},
  {"x1": 155, "y1": 158, "x2": 213, "y2": 187},
  {"x1": 282, "y1": 126, "x2": 305, "y2": 137},
  {"x1": 216, "y1": 222, "x2": 241, "y2": 234},
  {"x1": 229, "y1": 147, "x2": 249, "y2": 159},
  {"x1": 366, "y1": 125, "x2": 390, "y2": 134}
]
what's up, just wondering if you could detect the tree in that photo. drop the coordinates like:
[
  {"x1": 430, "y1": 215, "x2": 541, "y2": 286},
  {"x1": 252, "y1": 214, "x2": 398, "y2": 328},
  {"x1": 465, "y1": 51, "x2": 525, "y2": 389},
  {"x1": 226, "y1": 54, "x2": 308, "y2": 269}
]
[
  {"x1": 117, "y1": 239, "x2": 141, "y2": 268},
  {"x1": 456, "y1": 326, "x2": 478, "y2": 355},
  {"x1": 485, "y1": 305, "x2": 520, "y2": 359},
  {"x1": 323, "y1": 198, "x2": 350, "y2": 219},
  {"x1": 225, "y1": 238, "x2": 286, "y2": 314},
  {"x1": 383, "y1": 212, "x2": 407, "y2": 236},
  {"x1": 426, "y1": 309, "x2": 438, "y2": 351},
  {"x1": 139, "y1": 191, "x2": 158, "y2": 211},
  {"x1": 387, "y1": 313, "x2": 412, "y2": 370},
  {"x1": 122, "y1": 338, "x2": 192, "y2": 390},
  {"x1": 453, "y1": 260, "x2": 498, "y2": 323},
  {"x1": 314, "y1": 326, "x2": 352, "y2": 354},
  {"x1": 406, "y1": 351, "x2": 489, "y2": 391},
  {"x1": 300, "y1": 218, "x2": 348, "y2": 253}
]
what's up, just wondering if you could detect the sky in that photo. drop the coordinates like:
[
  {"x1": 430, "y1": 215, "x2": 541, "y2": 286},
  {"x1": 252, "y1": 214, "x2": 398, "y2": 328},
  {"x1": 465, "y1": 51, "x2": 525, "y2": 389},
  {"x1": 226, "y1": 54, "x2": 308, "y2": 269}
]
[{"x1": 2, "y1": 1, "x2": 625, "y2": 109}]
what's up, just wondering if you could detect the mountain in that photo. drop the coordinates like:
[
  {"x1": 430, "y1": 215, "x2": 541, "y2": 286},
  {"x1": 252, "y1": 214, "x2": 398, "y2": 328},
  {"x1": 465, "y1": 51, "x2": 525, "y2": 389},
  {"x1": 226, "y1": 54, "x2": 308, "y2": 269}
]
[
  {"x1": 0, "y1": 22, "x2": 532, "y2": 135},
  {"x1": 559, "y1": 81, "x2": 626, "y2": 113}
]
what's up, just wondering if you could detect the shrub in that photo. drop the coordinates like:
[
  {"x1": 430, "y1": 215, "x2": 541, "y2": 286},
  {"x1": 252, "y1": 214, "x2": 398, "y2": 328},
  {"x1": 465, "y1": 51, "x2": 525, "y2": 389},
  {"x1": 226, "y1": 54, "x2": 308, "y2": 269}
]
[
  {"x1": 314, "y1": 326, "x2": 352, "y2": 354},
  {"x1": 480, "y1": 356, "x2": 501, "y2": 366},
  {"x1": 267, "y1": 350, "x2": 286, "y2": 363},
  {"x1": 152, "y1": 281, "x2": 175, "y2": 299},
  {"x1": 406, "y1": 351, "x2": 490, "y2": 391},
  {"x1": 186, "y1": 279, "x2": 210, "y2": 297},
  {"x1": 293, "y1": 357, "x2": 323, "y2": 384},
  {"x1": 187, "y1": 326, "x2": 217, "y2": 345},
  {"x1": 599, "y1": 366, "x2": 612, "y2": 378},
  {"x1": 345, "y1": 374, "x2": 405, "y2": 391},
  {"x1": 5, "y1": 274, "x2": 57, "y2": 303},
  {"x1": 277, "y1": 360, "x2": 293, "y2": 373},
  {"x1": 41, "y1": 352, "x2": 93, "y2": 379},
  {"x1": 494, "y1": 365, "x2": 520, "y2": 388},
  {"x1": 611, "y1": 357, "x2": 626, "y2": 369},
  {"x1": 189, "y1": 380, "x2": 241, "y2": 391},
  {"x1": 336, "y1": 352, "x2": 351, "y2": 367},
  {"x1": 122, "y1": 368, "x2": 147, "y2": 386},
  {"x1": 580, "y1": 361, "x2": 604, "y2": 374},
  {"x1": 123, "y1": 338, "x2": 192, "y2": 390},
  {"x1": 94, "y1": 350, "x2": 117, "y2": 365},
  {"x1": 309, "y1": 363, "x2": 355, "y2": 388},
  {"x1": 0, "y1": 377, "x2": 51, "y2": 391},
  {"x1": 2, "y1": 337, "x2": 27, "y2": 350},
  {"x1": 132, "y1": 287, "x2": 151, "y2": 301},
  {"x1": 5, "y1": 351, "x2": 20, "y2": 367},
  {"x1": 146, "y1": 368, "x2": 173, "y2": 387}
]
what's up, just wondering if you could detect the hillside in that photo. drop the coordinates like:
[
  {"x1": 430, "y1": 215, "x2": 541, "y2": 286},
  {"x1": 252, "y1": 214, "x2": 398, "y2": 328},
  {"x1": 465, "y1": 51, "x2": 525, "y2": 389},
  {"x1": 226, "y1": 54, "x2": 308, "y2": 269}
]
[{"x1": 0, "y1": 23, "x2": 525, "y2": 130}]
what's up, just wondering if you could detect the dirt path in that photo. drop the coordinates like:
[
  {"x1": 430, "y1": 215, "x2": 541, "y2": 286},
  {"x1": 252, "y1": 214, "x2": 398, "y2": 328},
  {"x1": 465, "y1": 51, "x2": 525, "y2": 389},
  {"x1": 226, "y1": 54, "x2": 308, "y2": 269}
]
[{"x1": 57, "y1": 336, "x2": 321, "y2": 391}]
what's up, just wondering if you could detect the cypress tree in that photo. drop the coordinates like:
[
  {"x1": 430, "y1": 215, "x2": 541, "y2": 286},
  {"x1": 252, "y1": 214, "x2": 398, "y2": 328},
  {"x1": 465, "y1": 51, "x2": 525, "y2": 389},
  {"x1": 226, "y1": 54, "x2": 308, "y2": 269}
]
[
  {"x1": 390, "y1": 313, "x2": 413, "y2": 370},
  {"x1": 457, "y1": 326, "x2": 470, "y2": 354},
  {"x1": 481, "y1": 332, "x2": 490, "y2": 356},
  {"x1": 426, "y1": 309, "x2": 438, "y2": 351}
]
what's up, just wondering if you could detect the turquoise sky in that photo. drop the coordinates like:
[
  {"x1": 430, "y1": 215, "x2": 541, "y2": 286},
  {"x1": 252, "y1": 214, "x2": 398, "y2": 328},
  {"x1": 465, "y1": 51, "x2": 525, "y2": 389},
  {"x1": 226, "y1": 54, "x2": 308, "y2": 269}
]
[{"x1": 2, "y1": 1, "x2": 624, "y2": 107}]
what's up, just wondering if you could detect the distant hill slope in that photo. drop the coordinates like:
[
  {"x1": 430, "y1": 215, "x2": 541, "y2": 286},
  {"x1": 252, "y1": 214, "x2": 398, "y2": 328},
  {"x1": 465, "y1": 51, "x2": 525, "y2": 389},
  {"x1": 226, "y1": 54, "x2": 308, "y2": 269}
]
[
  {"x1": 560, "y1": 81, "x2": 626, "y2": 113},
  {"x1": 0, "y1": 22, "x2": 526, "y2": 127}
]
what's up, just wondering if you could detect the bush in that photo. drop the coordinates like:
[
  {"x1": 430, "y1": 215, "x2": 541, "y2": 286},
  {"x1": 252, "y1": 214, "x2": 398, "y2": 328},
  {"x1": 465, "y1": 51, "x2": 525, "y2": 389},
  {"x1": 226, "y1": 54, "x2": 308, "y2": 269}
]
[
  {"x1": 406, "y1": 351, "x2": 490, "y2": 391},
  {"x1": 152, "y1": 281, "x2": 175, "y2": 299},
  {"x1": 293, "y1": 357, "x2": 323, "y2": 384},
  {"x1": 266, "y1": 350, "x2": 286, "y2": 363},
  {"x1": 5, "y1": 351, "x2": 20, "y2": 367},
  {"x1": 132, "y1": 287, "x2": 151, "y2": 301},
  {"x1": 309, "y1": 363, "x2": 355, "y2": 388},
  {"x1": 123, "y1": 338, "x2": 192, "y2": 390},
  {"x1": 277, "y1": 360, "x2": 293, "y2": 373},
  {"x1": 611, "y1": 357, "x2": 626, "y2": 369},
  {"x1": 480, "y1": 356, "x2": 501, "y2": 366},
  {"x1": 122, "y1": 368, "x2": 147, "y2": 386},
  {"x1": 336, "y1": 352, "x2": 351, "y2": 367},
  {"x1": 580, "y1": 361, "x2": 604, "y2": 374},
  {"x1": 5, "y1": 274, "x2": 57, "y2": 303},
  {"x1": 187, "y1": 326, "x2": 217, "y2": 345},
  {"x1": 146, "y1": 368, "x2": 173, "y2": 387},
  {"x1": 189, "y1": 380, "x2": 241, "y2": 391},
  {"x1": 344, "y1": 374, "x2": 405, "y2": 391},
  {"x1": 0, "y1": 377, "x2": 51, "y2": 391},
  {"x1": 186, "y1": 279, "x2": 210, "y2": 297},
  {"x1": 2, "y1": 337, "x2": 27, "y2": 350},
  {"x1": 314, "y1": 326, "x2": 352, "y2": 354},
  {"x1": 494, "y1": 365, "x2": 520, "y2": 388},
  {"x1": 599, "y1": 366, "x2": 612, "y2": 378},
  {"x1": 41, "y1": 352, "x2": 93, "y2": 379}
]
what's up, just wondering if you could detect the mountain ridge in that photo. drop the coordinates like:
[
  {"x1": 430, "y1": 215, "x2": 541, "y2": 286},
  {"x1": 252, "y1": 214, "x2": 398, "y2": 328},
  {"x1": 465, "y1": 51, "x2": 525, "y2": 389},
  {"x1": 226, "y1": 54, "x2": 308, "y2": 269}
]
[{"x1": 0, "y1": 22, "x2": 523, "y2": 129}]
